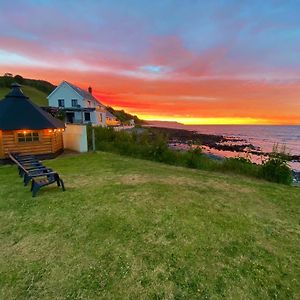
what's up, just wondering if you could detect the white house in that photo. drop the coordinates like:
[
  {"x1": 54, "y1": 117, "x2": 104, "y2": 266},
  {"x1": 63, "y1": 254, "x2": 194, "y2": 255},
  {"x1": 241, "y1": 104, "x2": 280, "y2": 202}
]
[
  {"x1": 106, "y1": 111, "x2": 121, "y2": 126},
  {"x1": 47, "y1": 81, "x2": 107, "y2": 126}
]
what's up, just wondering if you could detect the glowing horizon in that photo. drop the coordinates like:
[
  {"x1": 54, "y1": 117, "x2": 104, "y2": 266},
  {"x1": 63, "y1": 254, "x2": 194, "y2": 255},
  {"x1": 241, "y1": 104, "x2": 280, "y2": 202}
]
[
  {"x1": 138, "y1": 116, "x2": 275, "y2": 125},
  {"x1": 0, "y1": 1, "x2": 300, "y2": 125}
]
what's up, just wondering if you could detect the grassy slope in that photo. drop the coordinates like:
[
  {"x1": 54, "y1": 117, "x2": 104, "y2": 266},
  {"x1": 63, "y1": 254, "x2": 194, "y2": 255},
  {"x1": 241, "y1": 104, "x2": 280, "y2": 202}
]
[
  {"x1": 0, "y1": 86, "x2": 48, "y2": 106},
  {"x1": 0, "y1": 152, "x2": 299, "y2": 299}
]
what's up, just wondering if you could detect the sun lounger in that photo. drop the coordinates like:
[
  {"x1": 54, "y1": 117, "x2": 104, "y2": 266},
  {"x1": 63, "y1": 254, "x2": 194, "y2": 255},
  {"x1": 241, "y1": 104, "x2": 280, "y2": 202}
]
[{"x1": 9, "y1": 153, "x2": 65, "y2": 197}]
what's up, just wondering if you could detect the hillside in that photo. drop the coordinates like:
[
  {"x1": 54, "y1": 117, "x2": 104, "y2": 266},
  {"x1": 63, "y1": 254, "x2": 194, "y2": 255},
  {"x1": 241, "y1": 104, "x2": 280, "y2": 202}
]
[
  {"x1": 0, "y1": 152, "x2": 299, "y2": 298},
  {"x1": 0, "y1": 74, "x2": 53, "y2": 106},
  {"x1": 0, "y1": 85, "x2": 49, "y2": 106},
  {"x1": 107, "y1": 106, "x2": 144, "y2": 124},
  {"x1": 0, "y1": 74, "x2": 55, "y2": 94}
]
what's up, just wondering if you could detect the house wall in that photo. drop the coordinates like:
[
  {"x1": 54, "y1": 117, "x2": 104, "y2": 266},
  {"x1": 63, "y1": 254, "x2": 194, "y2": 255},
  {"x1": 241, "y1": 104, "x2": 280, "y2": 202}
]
[
  {"x1": 0, "y1": 130, "x2": 63, "y2": 158},
  {"x1": 95, "y1": 110, "x2": 106, "y2": 127},
  {"x1": 48, "y1": 82, "x2": 107, "y2": 126},
  {"x1": 74, "y1": 110, "x2": 106, "y2": 126},
  {"x1": 48, "y1": 82, "x2": 84, "y2": 108},
  {"x1": 48, "y1": 82, "x2": 103, "y2": 109},
  {"x1": 106, "y1": 117, "x2": 121, "y2": 126},
  {"x1": 74, "y1": 111, "x2": 83, "y2": 122},
  {"x1": 73, "y1": 111, "x2": 96, "y2": 125},
  {"x1": 90, "y1": 111, "x2": 98, "y2": 125},
  {"x1": 63, "y1": 124, "x2": 88, "y2": 152}
]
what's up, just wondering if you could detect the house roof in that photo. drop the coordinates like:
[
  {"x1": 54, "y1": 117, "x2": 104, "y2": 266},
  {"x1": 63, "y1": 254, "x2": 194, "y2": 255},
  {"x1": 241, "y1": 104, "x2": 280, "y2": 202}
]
[
  {"x1": 64, "y1": 81, "x2": 106, "y2": 107},
  {"x1": 106, "y1": 111, "x2": 117, "y2": 119},
  {"x1": 0, "y1": 83, "x2": 65, "y2": 130}
]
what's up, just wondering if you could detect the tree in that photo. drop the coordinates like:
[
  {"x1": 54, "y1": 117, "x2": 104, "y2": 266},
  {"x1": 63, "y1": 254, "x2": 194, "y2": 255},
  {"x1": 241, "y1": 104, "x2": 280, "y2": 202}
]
[{"x1": 14, "y1": 75, "x2": 24, "y2": 84}]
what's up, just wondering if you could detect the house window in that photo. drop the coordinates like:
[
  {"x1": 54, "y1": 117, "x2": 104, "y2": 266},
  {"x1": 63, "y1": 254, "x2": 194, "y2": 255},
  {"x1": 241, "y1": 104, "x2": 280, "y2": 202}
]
[
  {"x1": 58, "y1": 99, "x2": 65, "y2": 107},
  {"x1": 17, "y1": 132, "x2": 39, "y2": 143},
  {"x1": 71, "y1": 99, "x2": 78, "y2": 107},
  {"x1": 84, "y1": 112, "x2": 91, "y2": 121},
  {"x1": 99, "y1": 113, "x2": 102, "y2": 122},
  {"x1": 88, "y1": 100, "x2": 91, "y2": 107}
]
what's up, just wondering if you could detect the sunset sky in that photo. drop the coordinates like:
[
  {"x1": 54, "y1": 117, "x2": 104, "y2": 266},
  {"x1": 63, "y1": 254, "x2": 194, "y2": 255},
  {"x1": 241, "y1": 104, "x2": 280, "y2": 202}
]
[{"x1": 0, "y1": 0, "x2": 299, "y2": 124}]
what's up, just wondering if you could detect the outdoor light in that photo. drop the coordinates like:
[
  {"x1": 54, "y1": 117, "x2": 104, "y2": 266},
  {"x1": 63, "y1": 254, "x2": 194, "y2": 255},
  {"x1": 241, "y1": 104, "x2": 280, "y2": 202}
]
[
  {"x1": 23, "y1": 130, "x2": 27, "y2": 134},
  {"x1": 48, "y1": 129, "x2": 53, "y2": 133}
]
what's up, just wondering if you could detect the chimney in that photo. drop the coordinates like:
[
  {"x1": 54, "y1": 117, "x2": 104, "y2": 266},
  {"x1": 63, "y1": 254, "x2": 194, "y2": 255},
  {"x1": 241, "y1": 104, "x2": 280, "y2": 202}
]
[{"x1": 88, "y1": 86, "x2": 92, "y2": 94}]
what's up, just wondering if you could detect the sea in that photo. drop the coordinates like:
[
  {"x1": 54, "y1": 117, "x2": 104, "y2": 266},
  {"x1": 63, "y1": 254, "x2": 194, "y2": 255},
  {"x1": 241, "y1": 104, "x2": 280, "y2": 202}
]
[
  {"x1": 149, "y1": 123, "x2": 300, "y2": 171},
  {"x1": 188, "y1": 125, "x2": 300, "y2": 171},
  {"x1": 187, "y1": 125, "x2": 300, "y2": 153}
]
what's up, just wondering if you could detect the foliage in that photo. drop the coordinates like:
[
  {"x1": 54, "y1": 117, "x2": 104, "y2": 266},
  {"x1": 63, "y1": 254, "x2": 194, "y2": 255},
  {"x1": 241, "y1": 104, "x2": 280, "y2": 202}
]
[
  {"x1": 185, "y1": 147, "x2": 203, "y2": 169},
  {"x1": 260, "y1": 158, "x2": 292, "y2": 184},
  {"x1": 42, "y1": 107, "x2": 66, "y2": 121},
  {"x1": 220, "y1": 157, "x2": 260, "y2": 177},
  {"x1": 13, "y1": 75, "x2": 25, "y2": 84},
  {"x1": 259, "y1": 145, "x2": 292, "y2": 184},
  {"x1": 0, "y1": 74, "x2": 56, "y2": 94},
  {"x1": 106, "y1": 106, "x2": 144, "y2": 124},
  {"x1": 87, "y1": 127, "x2": 293, "y2": 184}
]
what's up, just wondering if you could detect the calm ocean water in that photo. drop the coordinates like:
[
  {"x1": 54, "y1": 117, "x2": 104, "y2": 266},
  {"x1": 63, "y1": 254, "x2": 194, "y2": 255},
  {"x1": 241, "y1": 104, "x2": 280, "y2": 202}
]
[{"x1": 187, "y1": 125, "x2": 300, "y2": 171}]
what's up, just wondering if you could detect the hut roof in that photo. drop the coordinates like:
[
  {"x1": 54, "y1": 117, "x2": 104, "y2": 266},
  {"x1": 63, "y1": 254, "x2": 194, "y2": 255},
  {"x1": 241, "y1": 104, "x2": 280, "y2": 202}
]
[{"x1": 0, "y1": 83, "x2": 65, "y2": 130}]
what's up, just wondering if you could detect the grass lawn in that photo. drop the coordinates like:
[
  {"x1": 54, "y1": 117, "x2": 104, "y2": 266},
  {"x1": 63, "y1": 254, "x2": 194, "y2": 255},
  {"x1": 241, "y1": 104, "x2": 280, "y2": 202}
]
[
  {"x1": 0, "y1": 86, "x2": 48, "y2": 106},
  {"x1": 0, "y1": 152, "x2": 299, "y2": 299}
]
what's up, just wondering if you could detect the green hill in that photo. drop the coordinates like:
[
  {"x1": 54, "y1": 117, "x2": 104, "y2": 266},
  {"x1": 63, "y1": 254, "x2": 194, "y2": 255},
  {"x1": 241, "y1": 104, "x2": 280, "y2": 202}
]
[
  {"x1": 107, "y1": 106, "x2": 144, "y2": 124},
  {"x1": 0, "y1": 85, "x2": 49, "y2": 106},
  {"x1": 0, "y1": 152, "x2": 299, "y2": 298}
]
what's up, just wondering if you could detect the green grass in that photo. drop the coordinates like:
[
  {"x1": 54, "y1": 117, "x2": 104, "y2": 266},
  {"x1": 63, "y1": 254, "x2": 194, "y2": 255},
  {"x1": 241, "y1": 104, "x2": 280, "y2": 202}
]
[
  {"x1": 0, "y1": 85, "x2": 48, "y2": 106},
  {"x1": 0, "y1": 152, "x2": 299, "y2": 299}
]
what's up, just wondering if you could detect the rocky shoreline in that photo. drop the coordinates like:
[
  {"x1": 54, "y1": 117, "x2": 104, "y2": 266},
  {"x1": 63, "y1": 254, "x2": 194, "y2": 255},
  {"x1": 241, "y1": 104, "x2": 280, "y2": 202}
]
[
  {"x1": 149, "y1": 126, "x2": 300, "y2": 160},
  {"x1": 148, "y1": 126, "x2": 300, "y2": 183}
]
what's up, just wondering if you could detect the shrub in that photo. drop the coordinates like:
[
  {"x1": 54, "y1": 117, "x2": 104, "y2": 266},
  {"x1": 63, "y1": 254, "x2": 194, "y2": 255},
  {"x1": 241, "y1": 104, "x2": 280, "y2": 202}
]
[
  {"x1": 87, "y1": 126, "x2": 292, "y2": 185},
  {"x1": 259, "y1": 144, "x2": 292, "y2": 185},
  {"x1": 220, "y1": 157, "x2": 260, "y2": 177},
  {"x1": 185, "y1": 147, "x2": 203, "y2": 169},
  {"x1": 260, "y1": 158, "x2": 292, "y2": 185}
]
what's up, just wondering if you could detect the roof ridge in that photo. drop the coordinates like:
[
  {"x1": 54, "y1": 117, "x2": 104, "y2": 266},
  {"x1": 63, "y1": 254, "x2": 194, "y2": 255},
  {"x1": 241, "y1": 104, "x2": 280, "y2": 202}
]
[{"x1": 64, "y1": 81, "x2": 105, "y2": 107}]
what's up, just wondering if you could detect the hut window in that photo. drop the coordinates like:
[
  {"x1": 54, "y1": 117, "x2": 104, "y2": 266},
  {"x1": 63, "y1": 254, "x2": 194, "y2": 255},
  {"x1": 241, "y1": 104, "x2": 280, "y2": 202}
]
[{"x1": 17, "y1": 132, "x2": 39, "y2": 142}]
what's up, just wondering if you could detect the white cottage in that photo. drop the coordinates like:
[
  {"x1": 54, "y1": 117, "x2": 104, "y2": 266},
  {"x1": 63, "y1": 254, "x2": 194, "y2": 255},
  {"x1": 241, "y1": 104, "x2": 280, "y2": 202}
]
[{"x1": 47, "y1": 81, "x2": 107, "y2": 126}]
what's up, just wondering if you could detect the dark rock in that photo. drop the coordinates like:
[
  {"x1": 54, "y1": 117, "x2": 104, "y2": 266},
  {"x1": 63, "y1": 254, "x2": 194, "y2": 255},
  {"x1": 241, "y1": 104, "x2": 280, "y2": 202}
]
[{"x1": 292, "y1": 170, "x2": 300, "y2": 182}]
